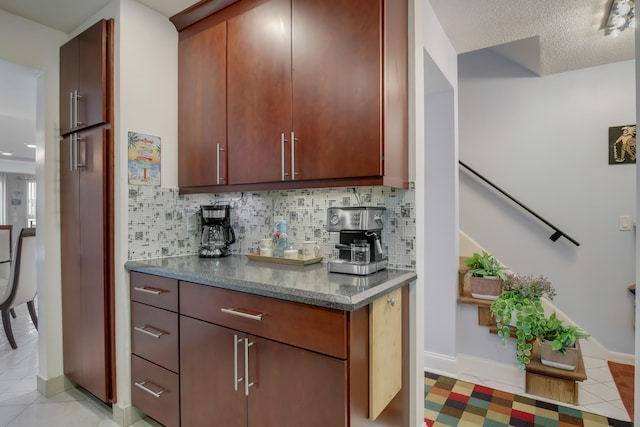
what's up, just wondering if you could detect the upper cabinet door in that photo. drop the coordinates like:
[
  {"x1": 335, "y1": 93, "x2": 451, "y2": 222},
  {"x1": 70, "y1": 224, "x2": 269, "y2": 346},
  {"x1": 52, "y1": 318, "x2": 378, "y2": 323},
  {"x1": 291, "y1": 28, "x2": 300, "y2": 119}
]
[
  {"x1": 227, "y1": 0, "x2": 293, "y2": 185},
  {"x1": 178, "y1": 21, "x2": 228, "y2": 187},
  {"x1": 59, "y1": 19, "x2": 109, "y2": 135},
  {"x1": 291, "y1": 0, "x2": 382, "y2": 181}
]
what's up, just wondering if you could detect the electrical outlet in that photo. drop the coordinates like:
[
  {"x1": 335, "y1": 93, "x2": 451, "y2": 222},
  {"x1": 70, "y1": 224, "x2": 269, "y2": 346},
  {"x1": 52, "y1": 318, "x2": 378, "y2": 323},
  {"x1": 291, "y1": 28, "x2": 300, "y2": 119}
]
[{"x1": 185, "y1": 211, "x2": 198, "y2": 232}]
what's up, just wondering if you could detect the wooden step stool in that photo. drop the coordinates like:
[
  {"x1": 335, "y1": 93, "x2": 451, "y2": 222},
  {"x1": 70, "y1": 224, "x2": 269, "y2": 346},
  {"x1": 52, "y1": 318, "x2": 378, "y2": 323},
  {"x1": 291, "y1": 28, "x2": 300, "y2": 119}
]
[{"x1": 525, "y1": 341, "x2": 587, "y2": 405}]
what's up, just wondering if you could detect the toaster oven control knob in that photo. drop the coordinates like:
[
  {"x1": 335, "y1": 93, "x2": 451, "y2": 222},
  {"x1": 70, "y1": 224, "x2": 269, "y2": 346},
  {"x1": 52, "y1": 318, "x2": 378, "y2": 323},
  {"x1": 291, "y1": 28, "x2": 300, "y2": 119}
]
[{"x1": 329, "y1": 213, "x2": 341, "y2": 226}]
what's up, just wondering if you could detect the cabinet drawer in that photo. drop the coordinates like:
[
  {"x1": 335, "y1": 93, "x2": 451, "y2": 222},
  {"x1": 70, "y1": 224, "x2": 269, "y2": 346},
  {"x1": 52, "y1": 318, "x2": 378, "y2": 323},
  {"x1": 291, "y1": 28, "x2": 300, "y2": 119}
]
[
  {"x1": 130, "y1": 272, "x2": 178, "y2": 311},
  {"x1": 180, "y1": 281, "x2": 347, "y2": 359},
  {"x1": 131, "y1": 355, "x2": 179, "y2": 427},
  {"x1": 131, "y1": 302, "x2": 179, "y2": 373}
]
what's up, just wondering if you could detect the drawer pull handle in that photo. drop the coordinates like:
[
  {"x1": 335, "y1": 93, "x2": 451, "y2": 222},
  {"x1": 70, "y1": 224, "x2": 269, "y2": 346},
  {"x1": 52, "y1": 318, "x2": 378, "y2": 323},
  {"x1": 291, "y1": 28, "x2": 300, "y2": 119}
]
[
  {"x1": 221, "y1": 307, "x2": 263, "y2": 321},
  {"x1": 387, "y1": 297, "x2": 396, "y2": 307},
  {"x1": 135, "y1": 380, "x2": 166, "y2": 398},
  {"x1": 133, "y1": 286, "x2": 164, "y2": 296},
  {"x1": 134, "y1": 325, "x2": 165, "y2": 338}
]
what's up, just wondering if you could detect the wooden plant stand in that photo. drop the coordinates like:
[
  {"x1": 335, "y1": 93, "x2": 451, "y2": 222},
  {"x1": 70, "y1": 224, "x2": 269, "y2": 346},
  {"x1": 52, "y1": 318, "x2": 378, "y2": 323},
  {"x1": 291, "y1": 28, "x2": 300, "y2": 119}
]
[{"x1": 525, "y1": 341, "x2": 587, "y2": 405}]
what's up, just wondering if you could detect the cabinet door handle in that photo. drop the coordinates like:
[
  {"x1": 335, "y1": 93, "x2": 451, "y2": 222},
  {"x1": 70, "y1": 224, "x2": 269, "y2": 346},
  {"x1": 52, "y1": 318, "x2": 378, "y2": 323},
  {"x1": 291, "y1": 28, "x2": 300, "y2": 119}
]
[
  {"x1": 244, "y1": 338, "x2": 255, "y2": 396},
  {"x1": 221, "y1": 307, "x2": 263, "y2": 321},
  {"x1": 216, "y1": 143, "x2": 225, "y2": 184},
  {"x1": 234, "y1": 334, "x2": 243, "y2": 391},
  {"x1": 281, "y1": 133, "x2": 289, "y2": 180},
  {"x1": 133, "y1": 286, "x2": 164, "y2": 295},
  {"x1": 69, "y1": 135, "x2": 74, "y2": 171},
  {"x1": 291, "y1": 131, "x2": 298, "y2": 180},
  {"x1": 75, "y1": 135, "x2": 85, "y2": 168},
  {"x1": 74, "y1": 90, "x2": 84, "y2": 126},
  {"x1": 134, "y1": 380, "x2": 166, "y2": 398},
  {"x1": 134, "y1": 325, "x2": 165, "y2": 338},
  {"x1": 69, "y1": 92, "x2": 74, "y2": 129}
]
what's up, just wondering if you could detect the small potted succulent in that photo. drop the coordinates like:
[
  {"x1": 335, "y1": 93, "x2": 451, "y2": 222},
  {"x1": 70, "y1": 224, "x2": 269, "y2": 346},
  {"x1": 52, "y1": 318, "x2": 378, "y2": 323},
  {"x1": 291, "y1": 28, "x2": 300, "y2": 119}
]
[
  {"x1": 537, "y1": 312, "x2": 589, "y2": 370},
  {"x1": 464, "y1": 250, "x2": 507, "y2": 300},
  {"x1": 490, "y1": 273, "x2": 557, "y2": 370}
]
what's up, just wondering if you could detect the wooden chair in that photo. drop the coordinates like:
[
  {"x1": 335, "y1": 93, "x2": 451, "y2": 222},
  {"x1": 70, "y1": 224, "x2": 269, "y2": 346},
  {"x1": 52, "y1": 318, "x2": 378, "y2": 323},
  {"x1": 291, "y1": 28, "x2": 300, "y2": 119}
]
[{"x1": 0, "y1": 228, "x2": 37, "y2": 349}]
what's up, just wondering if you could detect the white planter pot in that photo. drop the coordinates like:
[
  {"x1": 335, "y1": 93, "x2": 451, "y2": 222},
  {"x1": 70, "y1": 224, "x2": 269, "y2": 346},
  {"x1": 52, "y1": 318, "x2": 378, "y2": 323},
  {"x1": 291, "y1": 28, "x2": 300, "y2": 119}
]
[{"x1": 540, "y1": 340, "x2": 578, "y2": 371}]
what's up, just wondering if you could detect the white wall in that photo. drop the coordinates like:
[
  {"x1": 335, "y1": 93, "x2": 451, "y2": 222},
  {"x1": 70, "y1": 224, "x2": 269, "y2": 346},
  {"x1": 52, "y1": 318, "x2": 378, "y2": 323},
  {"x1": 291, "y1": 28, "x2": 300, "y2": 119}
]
[
  {"x1": 0, "y1": 8, "x2": 67, "y2": 394},
  {"x1": 419, "y1": 0, "x2": 459, "y2": 376},
  {"x1": 458, "y1": 49, "x2": 636, "y2": 355},
  {"x1": 115, "y1": 0, "x2": 178, "y2": 421}
]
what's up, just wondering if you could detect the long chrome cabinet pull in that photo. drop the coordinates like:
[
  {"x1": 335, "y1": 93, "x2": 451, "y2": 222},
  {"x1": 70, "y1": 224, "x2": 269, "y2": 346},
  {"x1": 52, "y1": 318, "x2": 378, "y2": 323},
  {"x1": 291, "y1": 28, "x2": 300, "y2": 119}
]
[
  {"x1": 281, "y1": 133, "x2": 289, "y2": 180},
  {"x1": 291, "y1": 131, "x2": 298, "y2": 180},
  {"x1": 234, "y1": 334, "x2": 243, "y2": 391},
  {"x1": 133, "y1": 286, "x2": 163, "y2": 295},
  {"x1": 74, "y1": 90, "x2": 84, "y2": 126},
  {"x1": 134, "y1": 380, "x2": 166, "y2": 398},
  {"x1": 216, "y1": 143, "x2": 225, "y2": 184},
  {"x1": 244, "y1": 338, "x2": 255, "y2": 396},
  {"x1": 134, "y1": 325, "x2": 164, "y2": 338},
  {"x1": 75, "y1": 136, "x2": 85, "y2": 168},
  {"x1": 220, "y1": 307, "x2": 263, "y2": 321},
  {"x1": 69, "y1": 135, "x2": 74, "y2": 171},
  {"x1": 69, "y1": 92, "x2": 74, "y2": 129}
]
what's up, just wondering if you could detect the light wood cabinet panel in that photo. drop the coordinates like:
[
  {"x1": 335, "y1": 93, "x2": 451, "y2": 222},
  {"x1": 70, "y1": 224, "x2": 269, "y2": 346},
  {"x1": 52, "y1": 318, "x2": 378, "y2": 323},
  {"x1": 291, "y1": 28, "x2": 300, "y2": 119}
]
[{"x1": 369, "y1": 287, "x2": 402, "y2": 420}]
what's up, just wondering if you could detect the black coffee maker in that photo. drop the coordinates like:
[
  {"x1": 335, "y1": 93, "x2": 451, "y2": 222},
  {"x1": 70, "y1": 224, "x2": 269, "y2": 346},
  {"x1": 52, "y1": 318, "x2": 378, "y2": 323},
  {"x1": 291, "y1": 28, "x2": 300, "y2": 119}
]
[{"x1": 199, "y1": 205, "x2": 236, "y2": 258}]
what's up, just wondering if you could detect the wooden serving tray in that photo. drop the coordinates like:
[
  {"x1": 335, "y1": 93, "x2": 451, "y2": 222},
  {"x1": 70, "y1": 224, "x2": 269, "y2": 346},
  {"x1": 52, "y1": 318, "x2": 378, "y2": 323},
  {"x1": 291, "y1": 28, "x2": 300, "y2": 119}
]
[{"x1": 245, "y1": 253, "x2": 323, "y2": 266}]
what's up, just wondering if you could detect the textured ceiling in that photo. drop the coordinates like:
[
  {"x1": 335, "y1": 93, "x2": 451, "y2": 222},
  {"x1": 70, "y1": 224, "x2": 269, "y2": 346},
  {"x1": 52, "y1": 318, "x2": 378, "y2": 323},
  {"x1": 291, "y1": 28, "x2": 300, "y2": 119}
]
[{"x1": 429, "y1": 0, "x2": 635, "y2": 76}]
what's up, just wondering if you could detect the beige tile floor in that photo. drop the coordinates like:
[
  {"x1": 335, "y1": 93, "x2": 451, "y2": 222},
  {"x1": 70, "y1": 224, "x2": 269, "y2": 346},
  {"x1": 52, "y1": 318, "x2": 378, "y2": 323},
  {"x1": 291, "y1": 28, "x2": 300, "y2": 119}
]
[
  {"x1": 0, "y1": 303, "x2": 632, "y2": 425},
  {"x1": 459, "y1": 355, "x2": 631, "y2": 422},
  {"x1": 0, "y1": 304, "x2": 160, "y2": 427}
]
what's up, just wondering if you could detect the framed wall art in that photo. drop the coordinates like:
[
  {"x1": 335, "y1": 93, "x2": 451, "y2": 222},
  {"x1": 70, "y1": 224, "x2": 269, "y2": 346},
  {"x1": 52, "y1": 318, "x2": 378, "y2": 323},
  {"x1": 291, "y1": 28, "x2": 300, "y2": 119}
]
[
  {"x1": 609, "y1": 125, "x2": 636, "y2": 165},
  {"x1": 128, "y1": 131, "x2": 161, "y2": 186}
]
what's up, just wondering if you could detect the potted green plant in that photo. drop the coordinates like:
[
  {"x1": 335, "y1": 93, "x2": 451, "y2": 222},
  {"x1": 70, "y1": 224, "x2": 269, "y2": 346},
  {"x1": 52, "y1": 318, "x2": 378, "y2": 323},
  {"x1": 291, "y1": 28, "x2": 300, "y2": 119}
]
[
  {"x1": 537, "y1": 312, "x2": 589, "y2": 370},
  {"x1": 490, "y1": 273, "x2": 557, "y2": 370},
  {"x1": 465, "y1": 250, "x2": 507, "y2": 300}
]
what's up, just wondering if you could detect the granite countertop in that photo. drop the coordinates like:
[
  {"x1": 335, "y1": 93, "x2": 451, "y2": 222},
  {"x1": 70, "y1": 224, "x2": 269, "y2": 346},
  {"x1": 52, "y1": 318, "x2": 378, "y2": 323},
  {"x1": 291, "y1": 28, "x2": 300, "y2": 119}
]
[{"x1": 125, "y1": 255, "x2": 416, "y2": 311}]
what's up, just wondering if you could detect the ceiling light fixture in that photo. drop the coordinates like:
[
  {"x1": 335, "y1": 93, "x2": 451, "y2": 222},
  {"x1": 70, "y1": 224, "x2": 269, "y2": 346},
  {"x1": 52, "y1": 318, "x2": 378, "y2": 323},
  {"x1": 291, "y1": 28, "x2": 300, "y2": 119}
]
[
  {"x1": 25, "y1": 144, "x2": 36, "y2": 149},
  {"x1": 605, "y1": 0, "x2": 636, "y2": 36},
  {"x1": 1, "y1": 152, "x2": 13, "y2": 156}
]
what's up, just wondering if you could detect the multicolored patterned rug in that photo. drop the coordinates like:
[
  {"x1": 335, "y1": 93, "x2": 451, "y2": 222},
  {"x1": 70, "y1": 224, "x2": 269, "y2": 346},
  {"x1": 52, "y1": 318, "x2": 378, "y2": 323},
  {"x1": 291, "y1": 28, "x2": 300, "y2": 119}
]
[{"x1": 424, "y1": 371, "x2": 632, "y2": 427}]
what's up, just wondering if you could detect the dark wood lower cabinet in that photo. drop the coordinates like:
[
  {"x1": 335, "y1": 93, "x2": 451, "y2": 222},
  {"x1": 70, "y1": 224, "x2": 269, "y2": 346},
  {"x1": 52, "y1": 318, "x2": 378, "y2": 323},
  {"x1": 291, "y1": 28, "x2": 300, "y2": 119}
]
[
  {"x1": 180, "y1": 315, "x2": 347, "y2": 427},
  {"x1": 130, "y1": 273, "x2": 409, "y2": 426}
]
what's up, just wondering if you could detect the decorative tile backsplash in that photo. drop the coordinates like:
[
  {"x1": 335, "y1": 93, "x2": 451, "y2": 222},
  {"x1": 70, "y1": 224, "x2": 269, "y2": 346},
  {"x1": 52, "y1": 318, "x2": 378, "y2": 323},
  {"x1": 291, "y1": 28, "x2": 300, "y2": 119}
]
[{"x1": 128, "y1": 184, "x2": 416, "y2": 270}]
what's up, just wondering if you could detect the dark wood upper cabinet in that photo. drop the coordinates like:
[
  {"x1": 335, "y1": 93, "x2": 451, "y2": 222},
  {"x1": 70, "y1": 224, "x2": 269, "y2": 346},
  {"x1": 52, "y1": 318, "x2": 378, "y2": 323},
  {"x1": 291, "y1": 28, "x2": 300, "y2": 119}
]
[
  {"x1": 173, "y1": 0, "x2": 408, "y2": 191},
  {"x1": 178, "y1": 20, "x2": 228, "y2": 187},
  {"x1": 226, "y1": 0, "x2": 293, "y2": 185},
  {"x1": 291, "y1": 0, "x2": 381, "y2": 181},
  {"x1": 60, "y1": 19, "x2": 109, "y2": 135}
]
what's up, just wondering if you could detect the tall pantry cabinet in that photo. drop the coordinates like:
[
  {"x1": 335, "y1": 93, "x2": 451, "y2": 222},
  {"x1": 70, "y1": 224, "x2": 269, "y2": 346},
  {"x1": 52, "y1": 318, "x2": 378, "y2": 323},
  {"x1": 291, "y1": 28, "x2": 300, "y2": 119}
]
[{"x1": 59, "y1": 18, "x2": 116, "y2": 403}]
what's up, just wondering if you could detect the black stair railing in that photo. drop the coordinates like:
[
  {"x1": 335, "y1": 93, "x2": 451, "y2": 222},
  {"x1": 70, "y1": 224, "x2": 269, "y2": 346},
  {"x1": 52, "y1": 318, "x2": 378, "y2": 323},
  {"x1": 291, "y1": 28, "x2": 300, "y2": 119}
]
[{"x1": 459, "y1": 161, "x2": 580, "y2": 247}]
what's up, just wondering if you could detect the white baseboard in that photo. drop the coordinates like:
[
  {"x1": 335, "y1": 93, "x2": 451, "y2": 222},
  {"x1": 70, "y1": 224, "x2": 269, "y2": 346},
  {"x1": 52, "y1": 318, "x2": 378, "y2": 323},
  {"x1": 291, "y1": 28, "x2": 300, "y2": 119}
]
[
  {"x1": 423, "y1": 351, "x2": 457, "y2": 378},
  {"x1": 456, "y1": 353, "x2": 525, "y2": 389},
  {"x1": 112, "y1": 402, "x2": 144, "y2": 427},
  {"x1": 36, "y1": 374, "x2": 74, "y2": 398}
]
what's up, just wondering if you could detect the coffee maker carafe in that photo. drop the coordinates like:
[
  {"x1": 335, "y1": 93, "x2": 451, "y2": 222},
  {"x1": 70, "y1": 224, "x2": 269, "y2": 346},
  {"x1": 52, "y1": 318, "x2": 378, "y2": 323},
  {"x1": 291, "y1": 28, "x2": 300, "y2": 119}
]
[
  {"x1": 326, "y1": 207, "x2": 387, "y2": 275},
  {"x1": 199, "y1": 205, "x2": 236, "y2": 258}
]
